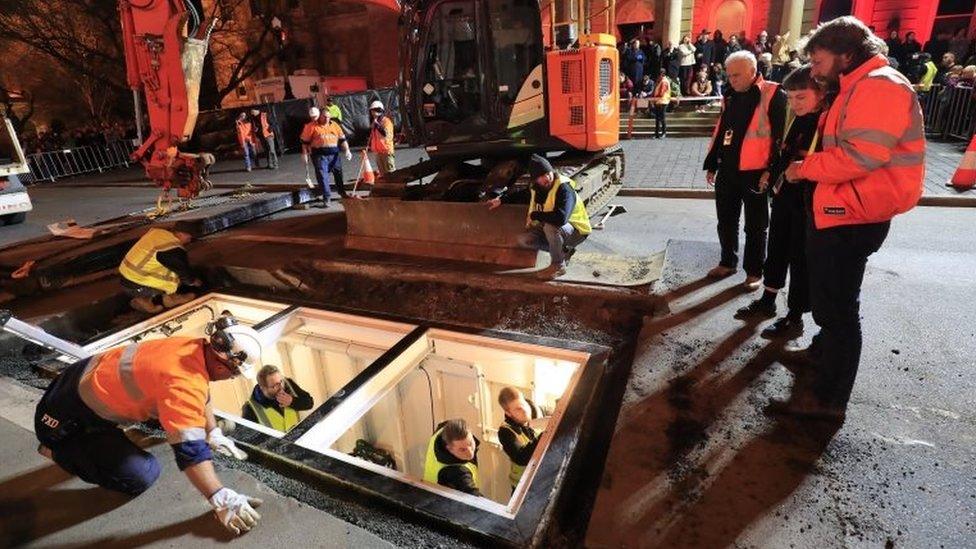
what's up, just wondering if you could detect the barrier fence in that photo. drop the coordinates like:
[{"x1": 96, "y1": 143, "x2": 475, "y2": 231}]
[
  {"x1": 921, "y1": 83, "x2": 976, "y2": 141},
  {"x1": 20, "y1": 140, "x2": 137, "y2": 184}
]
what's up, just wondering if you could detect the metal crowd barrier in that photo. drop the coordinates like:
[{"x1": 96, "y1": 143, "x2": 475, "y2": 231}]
[
  {"x1": 922, "y1": 83, "x2": 976, "y2": 141},
  {"x1": 20, "y1": 140, "x2": 137, "y2": 184}
]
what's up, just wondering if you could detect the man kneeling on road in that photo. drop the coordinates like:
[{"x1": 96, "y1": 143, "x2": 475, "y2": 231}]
[
  {"x1": 120, "y1": 221, "x2": 203, "y2": 314},
  {"x1": 34, "y1": 314, "x2": 264, "y2": 535},
  {"x1": 487, "y1": 154, "x2": 591, "y2": 279}
]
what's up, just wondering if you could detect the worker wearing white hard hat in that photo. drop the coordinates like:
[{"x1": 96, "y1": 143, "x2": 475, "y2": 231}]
[
  {"x1": 368, "y1": 99, "x2": 396, "y2": 176},
  {"x1": 300, "y1": 104, "x2": 353, "y2": 206},
  {"x1": 33, "y1": 313, "x2": 265, "y2": 536}
]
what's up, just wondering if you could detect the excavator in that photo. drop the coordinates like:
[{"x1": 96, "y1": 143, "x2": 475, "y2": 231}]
[{"x1": 122, "y1": 0, "x2": 623, "y2": 265}]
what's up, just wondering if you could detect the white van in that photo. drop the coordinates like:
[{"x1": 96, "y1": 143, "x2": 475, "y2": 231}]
[{"x1": 0, "y1": 116, "x2": 32, "y2": 225}]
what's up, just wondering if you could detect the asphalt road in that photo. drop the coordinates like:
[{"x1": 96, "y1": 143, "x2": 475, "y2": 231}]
[{"x1": 0, "y1": 153, "x2": 972, "y2": 547}]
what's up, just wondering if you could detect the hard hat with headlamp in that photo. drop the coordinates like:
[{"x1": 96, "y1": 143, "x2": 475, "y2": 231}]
[{"x1": 206, "y1": 314, "x2": 263, "y2": 379}]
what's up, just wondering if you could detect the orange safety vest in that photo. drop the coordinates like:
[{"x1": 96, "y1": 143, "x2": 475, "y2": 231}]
[
  {"x1": 236, "y1": 119, "x2": 255, "y2": 148},
  {"x1": 255, "y1": 112, "x2": 274, "y2": 138},
  {"x1": 77, "y1": 337, "x2": 211, "y2": 445},
  {"x1": 301, "y1": 120, "x2": 345, "y2": 150},
  {"x1": 368, "y1": 115, "x2": 394, "y2": 154},
  {"x1": 710, "y1": 76, "x2": 780, "y2": 171},
  {"x1": 796, "y1": 55, "x2": 924, "y2": 229}
]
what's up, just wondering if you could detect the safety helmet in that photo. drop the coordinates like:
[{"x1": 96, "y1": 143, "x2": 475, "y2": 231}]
[
  {"x1": 369, "y1": 100, "x2": 384, "y2": 112},
  {"x1": 308, "y1": 106, "x2": 321, "y2": 119},
  {"x1": 249, "y1": 108, "x2": 260, "y2": 116},
  {"x1": 206, "y1": 314, "x2": 263, "y2": 379}
]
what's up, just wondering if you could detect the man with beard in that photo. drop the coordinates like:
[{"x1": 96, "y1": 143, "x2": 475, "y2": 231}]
[{"x1": 774, "y1": 16, "x2": 924, "y2": 420}]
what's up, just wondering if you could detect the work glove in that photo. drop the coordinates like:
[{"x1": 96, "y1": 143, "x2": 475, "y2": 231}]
[
  {"x1": 208, "y1": 427, "x2": 248, "y2": 460},
  {"x1": 209, "y1": 487, "x2": 262, "y2": 535},
  {"x1": 344, "y1": 149, "x2": 353, "y2": 161}
]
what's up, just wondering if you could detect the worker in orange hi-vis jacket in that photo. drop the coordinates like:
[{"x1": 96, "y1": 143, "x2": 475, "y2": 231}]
[
  {"x1": 33, "y1": 314, "x2": 266, "y2": 536},
  {"x1": 949, "y1": 133, "x2": 976, "y2": 190},
  {"x1": 771, "y1": 17, "x2": 924, "y2": 421}
]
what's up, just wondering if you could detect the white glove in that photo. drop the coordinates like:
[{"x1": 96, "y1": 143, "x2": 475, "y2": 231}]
[
  {"x1": 209, "y1": 487, "x2": 262, "y2": 535},
  {"x1": 344, "y1": 149, "x2": 353, "y2": 161},
  {"x1": 208, "y1": 427, "x2": 248, "y2": 460}
]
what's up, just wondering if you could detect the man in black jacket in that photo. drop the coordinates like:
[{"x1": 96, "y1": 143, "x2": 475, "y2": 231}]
[
  {"x1": 423, "y1": 418, "x2": 482, "y2": 496},
  {"x1": 486, "y1": 154, "x2": 591, "y2": 279},
  {"x1": 703, "y1": 50, "x2": 787, "y2": 289},
  {"x1": 241, "y1": 365, "x2": 314, "y2": 432},
  {"x1": 497, "y1": 387, "x2": 550, "y2": 491}
]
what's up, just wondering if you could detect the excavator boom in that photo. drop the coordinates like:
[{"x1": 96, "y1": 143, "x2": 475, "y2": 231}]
[{"x1": 120, "y1": 0, "x2": 213, "y2": 200}]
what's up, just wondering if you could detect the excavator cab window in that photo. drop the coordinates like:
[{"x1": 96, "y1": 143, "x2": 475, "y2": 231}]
[
  {"x1": 487, "y1": 0, "x2": 542, "y2": 105},
  {"x1": 420, "y1": 1, "x2": 483, "y2": 128}
]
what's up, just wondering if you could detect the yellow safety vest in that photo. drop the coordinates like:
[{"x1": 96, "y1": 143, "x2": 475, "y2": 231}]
[
  {"x1": 423, "y1": 427, "x2": 480, "y2": 489},
  {"x1": 527, "y1": 175, "x2": 592, "y2": 235},
  {"x1": 499, "y1": 423, "x2": 541, "y2": 488},
  {"x1": 246, "y1": 397, "x2": 299, "y2": 432},
  {"x1": 118, "y1": 228, "x2": 184, "y2": 295}
]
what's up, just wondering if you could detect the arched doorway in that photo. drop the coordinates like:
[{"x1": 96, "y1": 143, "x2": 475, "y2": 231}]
[{"x1": 713, "y1": 0, "x2": 748, "y2": 38}]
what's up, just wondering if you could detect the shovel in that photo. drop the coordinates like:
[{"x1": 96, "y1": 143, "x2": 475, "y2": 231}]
[
  {"x1": 304, "y1": 156, "x2": 315, "y2": 189},
  {"x1": 592, "y1": 204, "x2": 627, "y2": 230}
]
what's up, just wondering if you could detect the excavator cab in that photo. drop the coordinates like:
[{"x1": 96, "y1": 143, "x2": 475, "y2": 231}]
[
  {"x1": 400, "y1": 0, "x2": 618, "y2": 158},
  {"x1": 404, "y1": 0, "x2": 548, "y2": 155}
]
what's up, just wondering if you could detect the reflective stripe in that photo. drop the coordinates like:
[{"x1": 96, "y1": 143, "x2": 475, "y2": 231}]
[
  {"x1": 840, "y1": 142, "x2": 886, "y2": 170},
  {"x1": 118, "y1": 344, "x2": 144, "y2": 402},
  {"x1": 121, "y1": 258, "x2": 180, "y2": 284},
  {"x1": 166, "y1": 426, "x2": 207, "y2": 444},
  {"x1": 77, "y1": 355, "x2": 131, "y2": 424},
  {"x1": 888, "y1": 151, "x2": 925, "y2": 167},
  {"x1": 823, "y1": 135, "x2": 837, "y2": 147},
  {"x1": 839, "y1": 128, "x2": 899, "y2": 148}
]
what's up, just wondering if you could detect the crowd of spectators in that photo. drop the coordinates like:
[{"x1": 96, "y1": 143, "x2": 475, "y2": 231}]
[
  {"x1": 618, "y1": 29, "x2": 805, "y2": 109},
  {"x1": 21, "y1": 121, "x2": 137, "y2": 155},
  {"x1": 618, "y1": 25, "x2": 976, "y2": 124}
]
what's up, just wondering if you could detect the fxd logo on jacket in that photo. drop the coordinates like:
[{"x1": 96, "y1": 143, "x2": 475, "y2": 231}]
[
  {"x1": 823, "y1": 206, "x2": 846, "y2": 216},
  {"x1": 41, "y1": 413, "x2": 60, "y2": 428}
]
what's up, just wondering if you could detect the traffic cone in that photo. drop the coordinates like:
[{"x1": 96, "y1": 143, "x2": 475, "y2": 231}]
[
  {"x1": 359, "y1": 151, "x2": 376, "y2": 186},
  {"x1": 949, "y1": 134, "x2": 976, "y2": 191}
]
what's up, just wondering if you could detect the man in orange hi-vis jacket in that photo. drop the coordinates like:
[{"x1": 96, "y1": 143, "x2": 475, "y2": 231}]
[
  {"x1": 772, "y1": 17, "x2": 924, "y2": 421},
  {"x1": 34, "y1": 315, "x2": 266, "y2": 535}
]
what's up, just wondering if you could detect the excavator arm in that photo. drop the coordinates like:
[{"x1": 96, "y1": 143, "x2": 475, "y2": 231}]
[{"x1": 120, "y1": 0, "x2": 214, "y2": 201}]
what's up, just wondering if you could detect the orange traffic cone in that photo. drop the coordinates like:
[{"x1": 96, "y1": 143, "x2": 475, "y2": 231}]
[
  {"x1": 359, "y1": 151, "x2": 376, "y2": 186},
  {"x1": 351, "y1": 151, "x2": 375, "y2": 198},
  {"x1": 950, "y1": 134, "x2": 976, "y2": 191}
]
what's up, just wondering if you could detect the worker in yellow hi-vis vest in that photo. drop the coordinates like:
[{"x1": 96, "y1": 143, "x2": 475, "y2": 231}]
[
  {"x1": 119, "y1": 221, "x2": 203, "y2": 314},
  {"x1": 496, "y1": 386, "x2": 551, "y2": 492},
  {"x1": 422, "y1": 418, "x2": 482, "y2": 496},
  {"x1": 241, "y1": 365, "x2": 314, "y2": 432},
  {"x1": 486, "y1": 154, "x2": 591, "y2": 279}
]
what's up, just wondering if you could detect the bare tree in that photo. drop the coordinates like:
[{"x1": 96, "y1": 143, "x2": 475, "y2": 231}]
[{"x1": 206, "y1": 0, "x2": 286, "y2": 106}]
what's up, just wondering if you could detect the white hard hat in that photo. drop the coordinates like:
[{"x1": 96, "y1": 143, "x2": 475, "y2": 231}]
[
  {"x1": 369, "y1": 100, "x2": 385, "y2": 111},
  {"x1": 222, "y1": 323, "x2": 264, "y2": 379},
  {"x1": 309, "y1": 107, "x2": 321, "y2": 119},
  {"x1": 249, "y1": 108, "x2": 260, "y2": 116}
]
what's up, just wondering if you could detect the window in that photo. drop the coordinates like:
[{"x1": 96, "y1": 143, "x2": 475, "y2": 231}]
[
  {"x1": 488, "y1": 0, "x2": 543, "y2": 104},
  {"x1": 420, "y1": 0, "x2": 482, "y2": 123}
]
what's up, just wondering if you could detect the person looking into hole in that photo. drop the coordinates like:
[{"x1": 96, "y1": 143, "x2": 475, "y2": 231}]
[
  {"x1": 423, "y1": 418, "x2": 482, "y2": 496},
  {"x1": 241, "y1": 365, "x2": 313, "y2": 432}
]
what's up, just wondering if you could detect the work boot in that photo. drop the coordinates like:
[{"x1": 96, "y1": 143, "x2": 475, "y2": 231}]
[
  {"x1": 743, "y1": 275, "x2": 762, "y2": 290},
  {"x1": 537, "y1": 264, "x2": 567, "y2": 280},
  {"x1": 707, "y1": 265, "x2": 736, "y2": 279},
  {"x1": 130, "y1": 296, "x2": 163, "y2": 314},
  {"x1": 162, "y1": 293, "x2": 196, "y2": 309},
  {"x1": 762, "y1": 315, "x2": 804, "y2": 340},
  {"x1": 734, "y1": 297, "x2": 777, "y2": 320},
  {"x1": 764, "y1": 395, "x2": 846, "y2": 422},
  {"x1": 563, "y1": 246, "x2": 577, "y2": 264}
]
